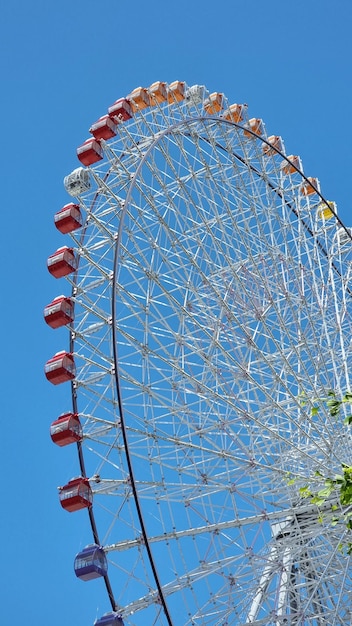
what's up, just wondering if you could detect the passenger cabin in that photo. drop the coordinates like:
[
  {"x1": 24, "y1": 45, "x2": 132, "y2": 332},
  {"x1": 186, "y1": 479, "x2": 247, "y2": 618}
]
[
  {"x1": 63, "y1": 167, "x2": 91, "y2": 196},
  {"x1": 50, "y1": 413, "x2": 82, "y2": 446},
  {"x1": 54, "y1": 203, "x2": 83, "y2": 234},
  {"x1": 337, "y1": 227, "x2": 352, "y2": 248},
  {"x1": 300, "y1": 177, "x2": 320, "y2": 196},
  {"x1": 44, "y1": 296, "x2": 74, "y2": 329},
  {"x1": 44, "y1": 351, "x2": 75, "y2": 385},
  {"x1": 89, "y1": 115, "x2": 117, "y2": 141},
  {"x1": 317, "y1": 201, "x2": 336, "y2": 220},
  {"x1": 204, "y1": 92, "x2": 224, "y2": 114},
  {"x1": 185, "y1": 85, "x2": 206, "y2": 106},
  {"x1": 47, "y1": 246, "x2": 76, "y2": 278},
  {"x1": 149, "y1": 81, "x2": 167, "y2": 104},
  {"x1": 222, "y1": 103, "x2": 246, "y2": 123},
  {"x1": 59, "y1": 477, "x2": 92, "y2": 512},
  {"x1": 167, "y1": 81, "x2": 185, "y2": 103},
  {"x1": 128, "y1": 87, "x2": 150, "y2": 112},
  {"x1": 262, "y1": 135, "x2": 284, "y2": 156},
  {"x1": 280, "y1": 155, "x2": 302, "y2": 175},
  {"x1": 74, "y1": 544, "x2": 108, "y2": 581},
  {"x1": 77, "y1": 138, "x2": 103, "y2": 167},
  {"x1": 108, "y1": 98, "x2": 132, "y2": 122},
  {"x1": 94, "y1": 613, "x2": 124, "y2": 626},
  {"x1": 244, "y1": 118, "x2": 264, "y2": 138}
]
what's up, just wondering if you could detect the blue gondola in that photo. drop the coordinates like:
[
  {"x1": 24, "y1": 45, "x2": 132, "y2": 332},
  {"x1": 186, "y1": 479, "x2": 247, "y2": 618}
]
[{"x1": 74, "y1": 544, "x2": 107, "y2": 581}]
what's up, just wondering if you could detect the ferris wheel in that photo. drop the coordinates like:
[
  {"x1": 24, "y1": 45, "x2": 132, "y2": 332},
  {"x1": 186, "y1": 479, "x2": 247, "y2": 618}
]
[{"x1": 44, "y1": 81, "x2": 352, "y2": 625}]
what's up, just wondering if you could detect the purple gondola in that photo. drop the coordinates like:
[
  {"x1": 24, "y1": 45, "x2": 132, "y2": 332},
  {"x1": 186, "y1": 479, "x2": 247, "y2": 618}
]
[{"x1": 74, "y1": 544, "x2": 107, "y2": 581}]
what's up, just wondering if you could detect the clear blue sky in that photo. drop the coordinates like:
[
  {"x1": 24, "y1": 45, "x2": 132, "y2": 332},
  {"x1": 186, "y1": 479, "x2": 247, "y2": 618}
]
[{"x1": 1, "y1": 1, "x2": 351, "y2": 624}]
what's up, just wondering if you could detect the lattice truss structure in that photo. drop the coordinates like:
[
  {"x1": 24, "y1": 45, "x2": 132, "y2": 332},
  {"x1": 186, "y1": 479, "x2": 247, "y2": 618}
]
[{"x1": 46, "y1": 82, "x2": 352, "y2": 625}]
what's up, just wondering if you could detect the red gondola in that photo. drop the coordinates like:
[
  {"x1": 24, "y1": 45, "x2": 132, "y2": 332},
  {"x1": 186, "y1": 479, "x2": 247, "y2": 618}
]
[
  {"x1": 47, "y1": 246, "x2": 77, "y2": 278},
  {"x1": 54, "y1": 203, "x2": 83, "y2": 234},
  {"x1": 43, "y1": 296, "x2": 74, "y2": 329},
  {"x1": 50, "y1": 413, "x2": 82, "y2": 446},
  {"x1": 44, "y1": 351, "x2": 75, "y2": 385},
  {"x1": 89, "y1": 115, "x2": 117, "y2": 140},
  {"x1": 59, "y1": 477, "x2": 92, "y2": 512},
  {"x1": 77, "y1": 138, "x2": 103, "y2": 166},
  {"x1": 108, "y1": 98, "x2": 132, "y2": 122}
]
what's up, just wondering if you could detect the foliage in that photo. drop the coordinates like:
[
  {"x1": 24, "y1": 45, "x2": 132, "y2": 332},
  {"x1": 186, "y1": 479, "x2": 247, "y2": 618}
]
[{"x1": 296, "y1": 391, "x2": 352, "y2": 554}]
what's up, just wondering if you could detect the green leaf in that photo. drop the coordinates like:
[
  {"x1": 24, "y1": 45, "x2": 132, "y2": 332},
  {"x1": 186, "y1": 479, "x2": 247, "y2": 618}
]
[
  {"x1": 326, "y1": 399, "x2": 341, "y2": 416},
  {"x1": 299, "y1": 486, "x2": 312, "y2": 498},
  {"x1": 340, "y1": 489, "x2": 352, "y2": 505},
  {"x1": 317, "y1": 487, "x2": 333, "y2": 498},
  {"x1": 310, "y1": 496, "x2": 325, "y2": 506},
  {"x1": 325, "y1": 478, "x2": 335, "y2": 488}
]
